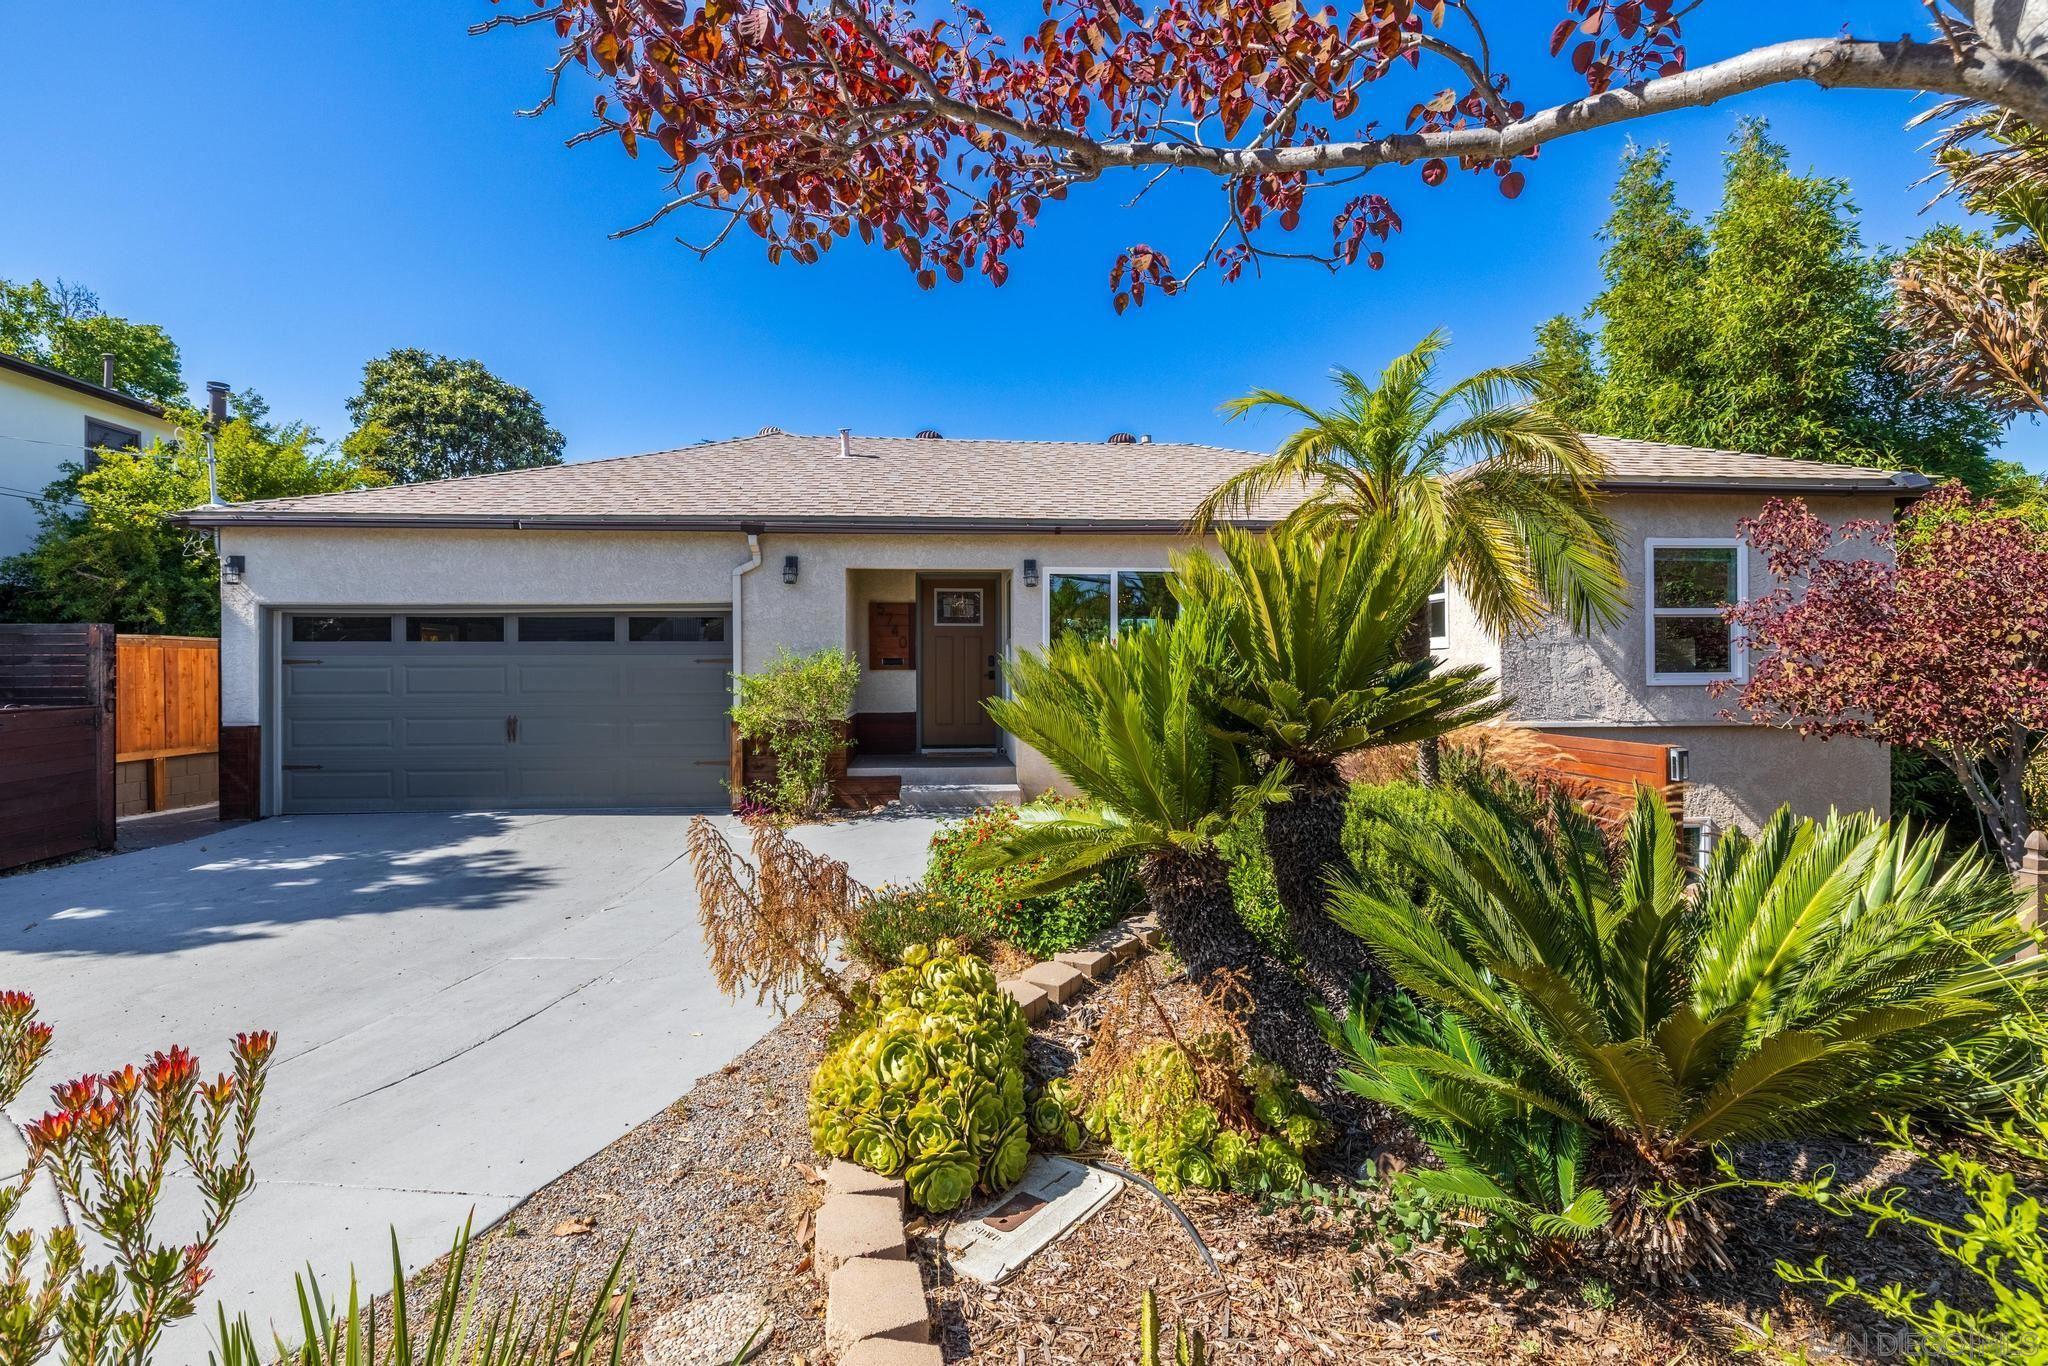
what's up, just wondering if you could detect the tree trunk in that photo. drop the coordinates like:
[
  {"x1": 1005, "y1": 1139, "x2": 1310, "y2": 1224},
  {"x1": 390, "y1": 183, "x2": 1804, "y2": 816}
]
[
  {"x1": 1260, "y1": 761, "x2": 1395, "y2": 1014},
  {"x1": 1142, "y1": 850, "x2": 1338, "y2": 1090},
  {"x1": 1415, "y1": 736, "x2": 1442, "y2": 787},
  {"x1": 1949, "y1": 737, "x2": 2035, "y2": 872}
]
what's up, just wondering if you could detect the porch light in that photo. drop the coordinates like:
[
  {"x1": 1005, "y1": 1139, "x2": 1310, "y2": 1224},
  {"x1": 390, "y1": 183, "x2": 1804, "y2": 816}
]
[
  {"x1": 782, "y1": 554, "x2": 800, "y2": 585},
  {"x1": 1667, "y1": 747, "x2": 1690, "y2": 783},
  {"x1": 221, "y1": 554, "x2": 245, "y2": 585},
  {"x1": 1022, "y1": 559, "x2": 1039, "y2": 588}
]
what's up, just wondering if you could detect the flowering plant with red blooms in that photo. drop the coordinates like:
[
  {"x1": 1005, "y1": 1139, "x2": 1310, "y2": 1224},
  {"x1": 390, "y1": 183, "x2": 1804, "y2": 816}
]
[
  {"x1": 1716, "y1": 485, "x2": 2048, "y2": 870},
  {"x1": 0, "y1": 997, "x2": 277, "y2": 1366},
  {"x1": 478, "y1": 1, "x2": 2041, "y2": 304}
]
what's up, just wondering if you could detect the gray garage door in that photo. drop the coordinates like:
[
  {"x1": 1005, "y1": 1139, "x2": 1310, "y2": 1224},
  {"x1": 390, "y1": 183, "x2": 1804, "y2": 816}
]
[{"x1": 279, "y1": 611, "x2": 731, "y2": 813}]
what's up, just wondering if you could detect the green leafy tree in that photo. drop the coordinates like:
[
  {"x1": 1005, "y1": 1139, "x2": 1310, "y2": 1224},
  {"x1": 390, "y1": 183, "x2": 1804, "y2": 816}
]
[
  {"x1": 0, "y1": 395, "x2": 382, "y2": 634},
  {"x1": 1330, "y1": 786, "x2": 2038, "y2": 1280},
  {"x1": 343, "y1": 349, "x2": 565, "y2": 485},
  {"x1": 0, "y1": 277, "x2": 183, "y2": 406},
  {"x1": 1538, "y1": 124, "x2": 2013, "y2": 492}
]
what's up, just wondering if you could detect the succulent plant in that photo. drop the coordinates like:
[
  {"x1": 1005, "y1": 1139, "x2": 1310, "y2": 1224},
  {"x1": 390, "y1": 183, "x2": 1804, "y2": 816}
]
[
  {"x1": 808, "y1": 940, "x2": 1028, "y2": 1212},
  {"x1": 1077, "y1": 1043, "x2": 1326, "y2": 1196}
]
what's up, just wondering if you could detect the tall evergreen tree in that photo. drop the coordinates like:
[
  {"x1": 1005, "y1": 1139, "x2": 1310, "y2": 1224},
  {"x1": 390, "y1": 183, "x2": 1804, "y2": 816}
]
[{"x1": 1536, "y1": 124, "x2": 2013, "y2": 491}]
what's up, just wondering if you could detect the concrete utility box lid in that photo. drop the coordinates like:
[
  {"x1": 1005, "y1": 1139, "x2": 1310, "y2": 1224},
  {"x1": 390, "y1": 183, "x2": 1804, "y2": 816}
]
[{"x1": 943, "y1": 1155, "x2": 1121, "y2": 1284}]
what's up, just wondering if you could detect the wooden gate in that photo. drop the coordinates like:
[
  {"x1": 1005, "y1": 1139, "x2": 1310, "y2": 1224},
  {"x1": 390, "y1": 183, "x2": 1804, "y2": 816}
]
[
  {"x1": 115, "y1": 635, "x2": 220, "y2": 814},
  {"x1": 0, "y1": 624, "x2": 116, "y2": 871}
]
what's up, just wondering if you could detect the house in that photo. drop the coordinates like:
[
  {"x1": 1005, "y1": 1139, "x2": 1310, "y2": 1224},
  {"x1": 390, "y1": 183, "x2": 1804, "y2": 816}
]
[
  {"x1": 0, "y1": 352, "x2": 181, "y2": 558},
  {"x1": 173, "y1": 428, "x2": 1917, "y2": 836}
]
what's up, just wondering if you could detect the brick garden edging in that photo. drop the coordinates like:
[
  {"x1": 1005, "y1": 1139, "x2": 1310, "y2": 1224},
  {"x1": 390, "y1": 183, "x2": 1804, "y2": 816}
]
[{"x1": 812, "y1": 913, "x2": 1159, "y2": 1362}]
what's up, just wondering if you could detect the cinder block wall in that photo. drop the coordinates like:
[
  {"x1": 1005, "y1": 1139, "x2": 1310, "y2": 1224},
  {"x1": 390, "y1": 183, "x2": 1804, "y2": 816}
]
[{"x1": 115, "y1": 755, "x2": 220, "y2": 818}]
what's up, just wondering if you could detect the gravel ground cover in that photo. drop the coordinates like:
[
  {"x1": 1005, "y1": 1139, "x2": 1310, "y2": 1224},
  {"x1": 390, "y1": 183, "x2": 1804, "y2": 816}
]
[{"x1": 398, "y1": 952, "x2": 1987, "y2": 1365}]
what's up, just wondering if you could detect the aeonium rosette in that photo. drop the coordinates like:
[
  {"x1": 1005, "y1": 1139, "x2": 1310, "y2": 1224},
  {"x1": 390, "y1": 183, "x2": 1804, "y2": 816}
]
[{"x1": 808, "y1": 939, "x2": 1029, "y2": 1212}]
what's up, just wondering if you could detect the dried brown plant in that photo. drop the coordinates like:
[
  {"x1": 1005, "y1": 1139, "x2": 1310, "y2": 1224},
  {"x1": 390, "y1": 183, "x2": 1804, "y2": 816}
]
[
  {"x1": 1070, "y1": 959, "x2": 1257, "y2": 1130},
  {"x1": 688, "y1": 816, "x2": 867, "y2": 1014}
]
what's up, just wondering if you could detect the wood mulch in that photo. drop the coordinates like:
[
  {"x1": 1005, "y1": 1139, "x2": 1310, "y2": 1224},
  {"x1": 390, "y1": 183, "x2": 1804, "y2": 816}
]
[{"x1": 401, "y1": 953, "x2": 1983, "y2": 1366}]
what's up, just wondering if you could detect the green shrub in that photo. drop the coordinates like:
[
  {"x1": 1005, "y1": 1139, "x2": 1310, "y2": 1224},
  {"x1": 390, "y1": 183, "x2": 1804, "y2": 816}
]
[
  {"x1": 849, "y1": 884, "x2": 989, "y2": 970},
  {"x1": 1216, "y1": 815, "x2": 1290, "y2": 957},
  {"x1": 1340, "y1": 779, "x2": 1456, "y2": 905},
  {"x1": 926, "y1": 803, "x2": 1140, "y2": 957},
  {"x1": 808, "y1": 941, "x2": 1028, "y2": 1212},
  {"x1": 1078, "y1": 1042, "x2": 1326, "y2": 1196},
  {"x1": 731, "y1": 646, "x2": 860, "y2": 818},
  {"x1": 1329, "y1": 786, "x2": 2040, "y2": 1280}
]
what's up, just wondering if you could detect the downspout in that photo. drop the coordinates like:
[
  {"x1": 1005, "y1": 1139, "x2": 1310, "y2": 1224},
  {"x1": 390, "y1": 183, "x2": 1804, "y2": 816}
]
[{"x1": 731, "y1": 527, "x2": 765, "y2": 689}]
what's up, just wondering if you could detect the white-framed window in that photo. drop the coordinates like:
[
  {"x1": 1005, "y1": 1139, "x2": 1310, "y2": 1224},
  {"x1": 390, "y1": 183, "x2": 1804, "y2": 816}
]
[
  {"x1": 1644, "y1": 539, "x2": 1746, "y2": 685},
  {"x1": 1681, "y1": 820, "x2": 1715, "y2": 870},
  {"x1": 1426, "y1": 578, "x2": 1449, "y2": 652},
  {"x1": 1044, "y1": 569, "x2": 1178, "y2": 644}
]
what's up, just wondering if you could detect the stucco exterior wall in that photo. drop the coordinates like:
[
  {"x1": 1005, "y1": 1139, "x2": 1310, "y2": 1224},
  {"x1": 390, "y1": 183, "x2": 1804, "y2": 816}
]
[
  {"x1": 217, "y1": 524, "x2": 1202, "y2": 805},
  {"x1": 0, "y1": 369, "x2": 178, "y2": 557},
  {"x1": 1468, "y1": 490, "x2": 1896, "y2": 832}
]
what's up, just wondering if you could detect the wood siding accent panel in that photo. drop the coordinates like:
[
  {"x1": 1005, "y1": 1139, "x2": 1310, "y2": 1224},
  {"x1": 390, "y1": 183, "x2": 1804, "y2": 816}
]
[
  {"x1": 218, "y1": 725, "x2": 262, "y2": 821},
  {"x1": 1535, "y1": 731, "x2": 1684, "y2": 819}
]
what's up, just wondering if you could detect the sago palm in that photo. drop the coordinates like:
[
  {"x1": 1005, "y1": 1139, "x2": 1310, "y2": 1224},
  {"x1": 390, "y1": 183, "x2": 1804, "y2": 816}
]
[
  {"x1": 971, "y1": 606, "x2": 1333, "y2": 1084},
  {"x1": 1329, "y1": 786, "x2": 2039, "y2": 1278},
  {"x1": 1192, "y1": 329, "x2": 1626, "y2": 637},
  {"x1": 1172, "y1": 518, "x2": 1504, "y2": 1012}
]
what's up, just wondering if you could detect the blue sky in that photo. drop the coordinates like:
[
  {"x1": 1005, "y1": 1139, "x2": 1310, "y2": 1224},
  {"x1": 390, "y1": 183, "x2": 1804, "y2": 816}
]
[{"x1": 4, "y1": 2, "x2": 2039, "y2": 468}]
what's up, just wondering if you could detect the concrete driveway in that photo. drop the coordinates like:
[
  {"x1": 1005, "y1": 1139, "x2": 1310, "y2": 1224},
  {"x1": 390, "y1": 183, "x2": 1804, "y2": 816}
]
[{"x1": 0, "y1": 810, "x2": 940, "y2": 1353}]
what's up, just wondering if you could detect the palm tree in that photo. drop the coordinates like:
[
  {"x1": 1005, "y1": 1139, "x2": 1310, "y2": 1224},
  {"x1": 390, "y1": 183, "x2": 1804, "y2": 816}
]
[
  {"x1": 971, "y1": 605, "x2": 1335, "y2": 1085},
  {"x1": 1192, "y1": 329, "x2": 1627, "y2": 638},
  {"x1": 1172, "y1": 519, "x2": 1504, "y2": 1013},
  {"x1": 1330, "y1": 786, "x2": 2038, "y2": 1278}
]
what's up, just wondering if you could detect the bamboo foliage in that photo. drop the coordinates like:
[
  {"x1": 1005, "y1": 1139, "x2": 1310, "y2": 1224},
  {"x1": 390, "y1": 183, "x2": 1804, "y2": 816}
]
[{"x1": 688, "y1": 817, "x2": 865, "y2": 1014}]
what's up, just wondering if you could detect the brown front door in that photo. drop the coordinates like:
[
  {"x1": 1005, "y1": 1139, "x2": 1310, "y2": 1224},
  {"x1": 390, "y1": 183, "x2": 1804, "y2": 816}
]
[{"x1": 920, "y1": 576, "x2": 1002, "y2": 748}]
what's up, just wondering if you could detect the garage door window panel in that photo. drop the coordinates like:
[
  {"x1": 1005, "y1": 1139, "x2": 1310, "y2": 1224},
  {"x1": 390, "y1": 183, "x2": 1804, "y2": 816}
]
[
  {"x1": 407, "y1": 616, "x2": 506, "y2": 643},
  {"x1": 629, "y1": 615, "x2": 725, "y2": 642},
  {"x1": 292, "y1": 616, "x2": 394, "y2": 643},
  {"x1": 516, "y1": 616, "x2": 619, "y2": 643}
]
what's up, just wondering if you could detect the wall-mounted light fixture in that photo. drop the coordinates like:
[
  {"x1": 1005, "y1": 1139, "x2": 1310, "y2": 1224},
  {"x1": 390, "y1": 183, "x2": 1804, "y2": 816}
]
[
  {"x1": 1022, "y1": 558, "x2": 1039, "y2": 588},
  {"x1": 220, "y1": 554, "x2": 245, "y2": 585},
  {"x1": 782, "y1": 554, "x2": 800, "y2": 585},
  {"x1": 1667, "y1": 747, "x2": 1690, "y2": 784}
]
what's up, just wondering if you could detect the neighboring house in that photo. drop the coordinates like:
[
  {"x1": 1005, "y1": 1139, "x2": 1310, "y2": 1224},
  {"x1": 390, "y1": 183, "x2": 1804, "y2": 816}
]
[
  {"x1": 0, "y1": 352, "x2": 180, "y2": 558},
  {"x1": 173, "y1": 428, "x2": 1914, "y2": 834}
]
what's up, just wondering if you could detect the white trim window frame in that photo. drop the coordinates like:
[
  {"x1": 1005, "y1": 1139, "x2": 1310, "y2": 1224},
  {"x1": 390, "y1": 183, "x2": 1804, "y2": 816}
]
[
  {"x1": 1426, "y1": 578, "x2": 1449, "y2": 653},
  {"x1": 1644, "y1": 537, "x2": 1747, "y2": 686},
  {"x1": 1043, "y1": 568, "x2": 1176, "y2": 645}
]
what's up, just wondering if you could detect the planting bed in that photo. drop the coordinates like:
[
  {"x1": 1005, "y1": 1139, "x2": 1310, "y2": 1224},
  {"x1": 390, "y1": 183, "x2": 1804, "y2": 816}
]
[{"x1": 398, "y1": 954, "x2": 1981, "y2": 1366}]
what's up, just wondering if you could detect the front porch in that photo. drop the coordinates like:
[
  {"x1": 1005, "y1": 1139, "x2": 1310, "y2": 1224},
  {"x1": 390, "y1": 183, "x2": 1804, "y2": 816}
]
[{"x1": 843, "y1": 751, "x2": 1022, "y2": 810}]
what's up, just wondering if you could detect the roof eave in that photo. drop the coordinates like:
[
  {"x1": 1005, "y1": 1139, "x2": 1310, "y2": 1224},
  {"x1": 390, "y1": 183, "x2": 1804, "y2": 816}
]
[
  {"x1": 1596, "y1": 473, "x2": 1933, "y2": 497},
  {"x1": 0, "y1": 352, "x2": 169, "y2": 420},
  {"x1": 169, "y1": 510, "x2": 1268, "y2": 535}
]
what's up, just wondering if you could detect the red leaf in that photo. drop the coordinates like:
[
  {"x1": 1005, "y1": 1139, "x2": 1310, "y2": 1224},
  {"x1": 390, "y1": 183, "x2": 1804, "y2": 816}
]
[
  {"x1": 1421, "y1": 158, "x2": 1448, "y2": 187},
  {"x1": 1499, "y1": 170, "x2": 1526, "y2": 199}
]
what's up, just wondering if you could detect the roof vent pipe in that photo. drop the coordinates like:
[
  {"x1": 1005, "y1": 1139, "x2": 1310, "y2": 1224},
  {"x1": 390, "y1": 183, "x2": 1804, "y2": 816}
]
[
  {"x1": 1140, "y1": 434, "x2": 1152, "y2": 444},
  {"x1": 838, "y1": 427, "x2": 852, "y2": 458},
  {"x1": 101, "y1": 353, "x2": 116, "y2": 390}
]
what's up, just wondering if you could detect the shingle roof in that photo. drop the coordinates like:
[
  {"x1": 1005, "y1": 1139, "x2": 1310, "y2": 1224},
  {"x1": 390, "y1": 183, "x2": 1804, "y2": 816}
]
[
  {"x1": 176, "y1": 431, "x2": 1304, "y2": 531},
  {"x1": 175, "y1": 429, "x2": 1928, "y2": 532},
  {"x1": 1583, "y1": 434, "x2": 1929, "y2": 494}
]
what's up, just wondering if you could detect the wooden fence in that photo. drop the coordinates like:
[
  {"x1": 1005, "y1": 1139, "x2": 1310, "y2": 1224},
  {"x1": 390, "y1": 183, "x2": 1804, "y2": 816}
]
[
  {"x1": 0, "y1": 624, "x2": 116, "y2": 871},
  {"x1": 115, "y1": 635, "x2": 219, "y2": 814}
]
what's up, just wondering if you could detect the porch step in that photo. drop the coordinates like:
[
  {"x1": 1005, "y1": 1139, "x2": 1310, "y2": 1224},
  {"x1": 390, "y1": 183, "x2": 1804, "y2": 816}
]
[
  {"x1": 898, "y1": 783, "x2": 1023, "y2": 811},
  {"x1": 847, "y1": 758, "x2": 1017, "y2": 787}
]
